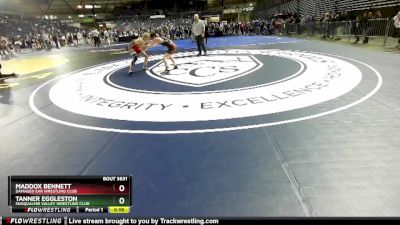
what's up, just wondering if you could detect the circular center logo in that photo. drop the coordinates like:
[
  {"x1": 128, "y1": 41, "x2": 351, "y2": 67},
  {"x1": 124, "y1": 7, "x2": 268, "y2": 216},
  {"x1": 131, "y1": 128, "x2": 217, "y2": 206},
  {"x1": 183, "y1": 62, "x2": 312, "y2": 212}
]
[
  {"x1": 29, "y1": 49, "x2": 382, "y2": 134},
  {"x1": 147, "y1": 55, "x2": 263, "y2": 87}
]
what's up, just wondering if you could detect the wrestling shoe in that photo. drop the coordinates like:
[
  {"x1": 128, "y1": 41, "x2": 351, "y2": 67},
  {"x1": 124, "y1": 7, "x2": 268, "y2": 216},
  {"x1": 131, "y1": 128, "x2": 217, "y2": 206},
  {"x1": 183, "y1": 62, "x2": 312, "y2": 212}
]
[{"x1": 163, "y1": 68, "x2": 170, "y2": 75}]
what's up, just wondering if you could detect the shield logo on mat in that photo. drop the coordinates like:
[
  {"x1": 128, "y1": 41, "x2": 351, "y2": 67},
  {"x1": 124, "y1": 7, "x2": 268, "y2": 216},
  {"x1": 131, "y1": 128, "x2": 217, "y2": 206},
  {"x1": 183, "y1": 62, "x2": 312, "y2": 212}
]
[{"x1": 147, "y1": 55, "x2": 263, "y2": 87}]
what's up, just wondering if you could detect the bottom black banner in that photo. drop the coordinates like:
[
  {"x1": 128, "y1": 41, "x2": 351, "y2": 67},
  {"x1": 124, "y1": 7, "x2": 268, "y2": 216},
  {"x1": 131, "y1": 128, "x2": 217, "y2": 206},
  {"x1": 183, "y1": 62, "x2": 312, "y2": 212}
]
[{"x1": 2, "y1": 217, "x2": 400, "y2": 225}]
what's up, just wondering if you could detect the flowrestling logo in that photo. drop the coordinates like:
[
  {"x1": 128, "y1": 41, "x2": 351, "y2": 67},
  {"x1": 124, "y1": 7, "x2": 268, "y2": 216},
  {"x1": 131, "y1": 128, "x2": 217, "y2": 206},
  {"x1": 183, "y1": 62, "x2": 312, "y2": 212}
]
[{"x1": 29, "y1": 49, "x2": 382, "y2": 134}]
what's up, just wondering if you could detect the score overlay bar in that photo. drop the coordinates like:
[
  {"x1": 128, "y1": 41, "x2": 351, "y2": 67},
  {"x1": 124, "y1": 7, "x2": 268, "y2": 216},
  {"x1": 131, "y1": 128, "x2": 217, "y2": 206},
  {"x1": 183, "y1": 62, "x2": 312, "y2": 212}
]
[{"x1": 8, "y1": 176, "x2": 132, "y2": 213}]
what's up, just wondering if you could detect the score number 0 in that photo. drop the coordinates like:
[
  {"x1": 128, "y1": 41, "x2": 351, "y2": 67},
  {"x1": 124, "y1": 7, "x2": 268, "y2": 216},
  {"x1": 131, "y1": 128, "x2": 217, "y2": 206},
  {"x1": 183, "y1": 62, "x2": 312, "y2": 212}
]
[{"x1": 118, "y1": 184, "x2": 126, "y2": 205}]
